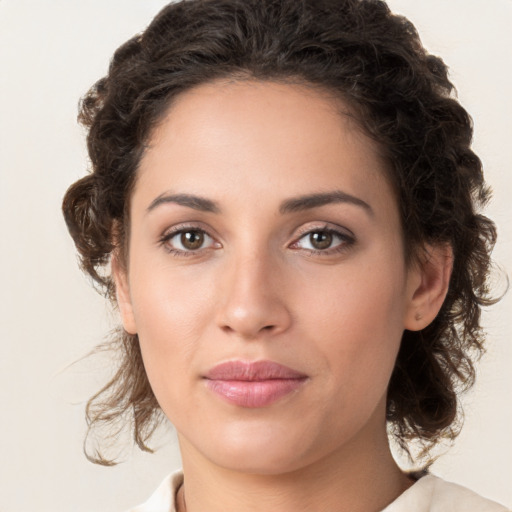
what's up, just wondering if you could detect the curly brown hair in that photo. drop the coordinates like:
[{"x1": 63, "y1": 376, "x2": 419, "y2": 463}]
[{"x1": 62, "y1": 0, "x2": 497, "y2": 465}]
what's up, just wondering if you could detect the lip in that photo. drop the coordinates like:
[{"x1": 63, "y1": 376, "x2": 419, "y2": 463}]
[{"x1": 203, "y1": 360, "x2": 308, "y2": 408}]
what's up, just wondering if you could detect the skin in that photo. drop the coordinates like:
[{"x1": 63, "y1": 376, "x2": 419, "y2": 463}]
[{"x1": 115, "y1": 81, "x2": 452, "y2": 512}]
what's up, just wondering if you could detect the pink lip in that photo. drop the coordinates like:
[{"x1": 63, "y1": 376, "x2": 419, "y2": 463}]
[{"x1": 204, "y1": 360, "x2": 308, "y2": 408}]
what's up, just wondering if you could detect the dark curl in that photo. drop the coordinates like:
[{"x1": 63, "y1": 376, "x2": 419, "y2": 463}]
[{"x1": 62, "y1": 0, "x2": 498, "y2": 464}]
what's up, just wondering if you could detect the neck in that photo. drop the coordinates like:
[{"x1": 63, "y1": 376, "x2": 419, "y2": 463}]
[{"x1": 176, "y1": 422, "x2": 412, "y2": 512}]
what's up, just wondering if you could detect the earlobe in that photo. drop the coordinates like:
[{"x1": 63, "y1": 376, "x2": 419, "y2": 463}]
[
  {"x1": 404, "y1": 244, "x2": 453, "y2": 331},
  {"x1": 112, "y1": 254, "x2": 138, "y2": 335}
]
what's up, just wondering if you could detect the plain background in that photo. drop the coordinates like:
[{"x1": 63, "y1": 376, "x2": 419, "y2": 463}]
[{"x1": 0, "y1": 1, "x2": 511, "y2": 510}]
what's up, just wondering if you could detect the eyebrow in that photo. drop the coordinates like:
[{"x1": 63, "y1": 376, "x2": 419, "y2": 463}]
[
  {"x1": 146, "y1": 193, "x2": 221, "y2": 214},
  {"x1": 279, "y1": 190, "x2": 373, "y2": 216},
  {"x1": 146, "y1": 189, "x2": 373, "y2": 216}
]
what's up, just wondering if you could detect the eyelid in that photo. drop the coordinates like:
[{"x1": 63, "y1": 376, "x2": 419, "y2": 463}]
[
  {"x1": 289, "y1": 223, "x2": 356, "y2": 254},
  {"x1": 293, "y1": 222, "x2": 354, "y2": 239},
  {"x1": 159, "y1": 223, "x2": 221, "y2": 255}
]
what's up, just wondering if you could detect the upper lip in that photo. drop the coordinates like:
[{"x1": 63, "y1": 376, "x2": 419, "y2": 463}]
[{"x1": 204, "y1": 360, "x2": 307, "y2": 381}]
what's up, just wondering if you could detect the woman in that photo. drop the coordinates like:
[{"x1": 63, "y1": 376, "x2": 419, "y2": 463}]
[{"x1": 62, "y1": 0, "x2": 508, "y2": 510}]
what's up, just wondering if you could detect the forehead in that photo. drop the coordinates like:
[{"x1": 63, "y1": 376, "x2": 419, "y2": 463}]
[
  {"x1": 134, "y1": 80, "x2": 395, "y2": 218},
  {"x1": 146, "y1": 80, "x2": 373, "y2": 164}
]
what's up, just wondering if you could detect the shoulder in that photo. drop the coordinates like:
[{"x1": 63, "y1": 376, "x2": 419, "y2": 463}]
[
  {"x1": 125, "y1": 471, "x2": 183, "y2": 512},
  {"x1": 383, "y1": 474, "x2": 509, "y2": 512}
]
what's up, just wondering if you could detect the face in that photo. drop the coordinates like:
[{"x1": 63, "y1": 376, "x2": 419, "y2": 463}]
[{"x1": 116, "y1": 81, "x2": 425, "y2": 475}]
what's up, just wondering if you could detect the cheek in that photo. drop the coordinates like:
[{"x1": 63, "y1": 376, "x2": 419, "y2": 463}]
[
  {"x1": 297, "y1": 257, "x2": 406, "y2": 391},
  {"x1": 130, "y1": 256, "x2": 215, "y2": 330},
  {"x1": 127, "y1": 262, "x2": 216, "y2": 395}
]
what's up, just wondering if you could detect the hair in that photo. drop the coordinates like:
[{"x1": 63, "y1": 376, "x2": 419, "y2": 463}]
[{"x1": 63, "y1": 0, "x2": 498, "y2": 465}]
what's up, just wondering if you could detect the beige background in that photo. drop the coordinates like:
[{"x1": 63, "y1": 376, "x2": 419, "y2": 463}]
[{"x1": 0, "y1": 1, "x2": 510, "y2": 510}]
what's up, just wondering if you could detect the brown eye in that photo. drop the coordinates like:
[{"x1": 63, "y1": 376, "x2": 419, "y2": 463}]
[
  {"x1": 162, "y1": 228, "x2": 217, "y2": 254},
  {"x1": 293, "y1": 228, "x2": 354, "y2": 254},
  {"x1": 309, "y1": 231, "x2": 333, "y2": 250},
  {"x1": 180, "y1": 230, "x2": 205, "y2": 250}
]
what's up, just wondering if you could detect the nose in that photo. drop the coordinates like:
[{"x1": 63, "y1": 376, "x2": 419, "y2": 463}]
[{"x1": 215, "y1": 251, "x2": 292, "y2": 340}]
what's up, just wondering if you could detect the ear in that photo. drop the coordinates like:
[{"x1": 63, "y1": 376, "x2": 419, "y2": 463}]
[
  {"x1": 112, "y1": 254, "x2": 137, "y2": 335},
  {"x1": 404, "y1": 244, "x2": 453, "y2": 331}
]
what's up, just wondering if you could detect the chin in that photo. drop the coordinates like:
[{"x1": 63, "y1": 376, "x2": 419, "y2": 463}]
[
  {"x1": 190, "y1": 419, "x2": 334, "y2": 476},
  {"x1": 211, "y1": 446, "x2": 308, "y2": 476}
]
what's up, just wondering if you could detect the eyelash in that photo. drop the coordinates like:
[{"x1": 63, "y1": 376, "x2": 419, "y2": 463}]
[
  {"x1": 158, "y1": 224, "x2": 355, "y2": 258},
  {"x1": 158, "y1": 224, "x2": 218, "y2": 257},
  {"x1": 291, "y1": 225, "x2": 355, "y2": 256}
]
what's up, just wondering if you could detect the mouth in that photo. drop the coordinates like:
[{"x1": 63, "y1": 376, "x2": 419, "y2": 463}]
[{"x1": 203, "y1": 360, "x2": 308, "y2": 408}]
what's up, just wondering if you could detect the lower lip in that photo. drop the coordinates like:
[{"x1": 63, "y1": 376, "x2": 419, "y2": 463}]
[{"x1": 204, "y1": 378, "x2": 306, "y2": 408}]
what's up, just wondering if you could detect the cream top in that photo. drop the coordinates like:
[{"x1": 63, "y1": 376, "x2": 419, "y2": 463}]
[{"x1": 127, "y1": 471, "x2": 509, "y2": 512}]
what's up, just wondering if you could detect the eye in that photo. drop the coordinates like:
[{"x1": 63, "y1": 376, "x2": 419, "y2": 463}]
[
  {"x1": 160, "y1": 228, "x2": 218, "y2": 255},
  {"x1": 292, "y1": 227, "x2": 354, "y2": 254}
]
